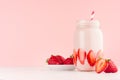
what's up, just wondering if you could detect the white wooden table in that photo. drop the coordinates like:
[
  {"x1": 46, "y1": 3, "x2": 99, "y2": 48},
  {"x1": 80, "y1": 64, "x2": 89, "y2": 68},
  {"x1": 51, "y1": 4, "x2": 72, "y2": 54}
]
[{"x1": 0, "y1": 67, "x2": 119, "y2": 80}]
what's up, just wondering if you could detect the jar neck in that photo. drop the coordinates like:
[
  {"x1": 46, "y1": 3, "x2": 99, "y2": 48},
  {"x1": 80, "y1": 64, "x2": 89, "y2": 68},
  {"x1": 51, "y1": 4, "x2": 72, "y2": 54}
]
[
  {"x1": 76, "y1": 20, "x2": 100, "y2": 29},
  {"x1": 77, "y1": 25, "x2": 99, "y2": 30}
]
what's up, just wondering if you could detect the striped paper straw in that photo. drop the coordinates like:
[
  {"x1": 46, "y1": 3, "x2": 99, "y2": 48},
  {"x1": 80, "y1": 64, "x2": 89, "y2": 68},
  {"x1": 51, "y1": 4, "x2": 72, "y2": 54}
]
[{"x1": 90, "y1": 11, "x2": 95, "y2": 21}]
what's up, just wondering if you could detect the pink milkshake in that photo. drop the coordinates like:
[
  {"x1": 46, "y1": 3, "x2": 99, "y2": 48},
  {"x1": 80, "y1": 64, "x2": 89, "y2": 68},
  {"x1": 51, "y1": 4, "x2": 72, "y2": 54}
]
[{"x1": 74, "y1": 20, "x2": 103, "y2": 71}]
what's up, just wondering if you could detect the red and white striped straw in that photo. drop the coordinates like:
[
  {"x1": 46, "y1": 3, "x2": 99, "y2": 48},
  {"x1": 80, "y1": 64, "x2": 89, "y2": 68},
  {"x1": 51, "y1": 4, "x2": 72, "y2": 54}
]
[{"x1": 90, "y1": 11, "x2": 95, "y2": 21}]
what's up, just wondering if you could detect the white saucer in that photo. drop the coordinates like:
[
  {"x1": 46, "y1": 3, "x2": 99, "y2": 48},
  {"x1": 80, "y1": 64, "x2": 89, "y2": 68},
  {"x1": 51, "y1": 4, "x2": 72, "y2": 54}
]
[{"x1": 46, "y1": 65, "x2": 75, "y2": 71}]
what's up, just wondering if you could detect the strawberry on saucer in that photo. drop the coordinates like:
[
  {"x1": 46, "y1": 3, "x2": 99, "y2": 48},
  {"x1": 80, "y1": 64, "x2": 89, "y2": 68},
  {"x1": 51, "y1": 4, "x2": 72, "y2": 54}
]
[{"x1": 46, "y1": 55, "x2": 75, "y2": 71}]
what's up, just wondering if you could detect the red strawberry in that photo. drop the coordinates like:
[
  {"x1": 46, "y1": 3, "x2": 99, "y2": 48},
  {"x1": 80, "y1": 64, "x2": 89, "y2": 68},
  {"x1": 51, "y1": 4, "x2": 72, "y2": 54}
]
[
  {"x1": 73, "y1": 49, "x2": 77, "y2": 66},
  {"x1": 104, "y1": 59, "x2": 118, "y2": 73},
  {"x1": 87, "y1": 50, "x2": 96, "y2": 66},
  {"x1": 55, "y1": 55, "x2": 65, "y2": 64},
  {"x1": 95, "y1": 58, "x2": 108, "y2": 73},
  {"x1": 64, "y1": 58, "x2": 73, "y2": 64},
  {"x1": 96, "y1": 50, "x2": 104, "y2": 60},
  {"x1": 47, "y1": 55, "x2": 60, "y2": 65},
  {"x1": 78, "y1": 48, "x2": 86, "y2": 65}
]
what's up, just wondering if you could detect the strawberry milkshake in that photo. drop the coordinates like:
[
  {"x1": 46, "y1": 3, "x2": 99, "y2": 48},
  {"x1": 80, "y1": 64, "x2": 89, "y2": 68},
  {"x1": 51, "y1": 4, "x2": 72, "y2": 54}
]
[{"x1": 73, "y1": 20, "x2": 103, "y2": 71}]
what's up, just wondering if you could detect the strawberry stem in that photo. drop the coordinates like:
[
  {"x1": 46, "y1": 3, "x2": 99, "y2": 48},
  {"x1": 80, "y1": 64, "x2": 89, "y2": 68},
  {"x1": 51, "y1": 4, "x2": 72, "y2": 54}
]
[
  {"x1": 46, "y1": 58, "x2": 49, "y2": 63},
  {"x1": 70, "y1": 54, "x2": 73, "y2": 58},
  {"x1": 106, "y1": 59, "x2": 111, "y2": 62}
]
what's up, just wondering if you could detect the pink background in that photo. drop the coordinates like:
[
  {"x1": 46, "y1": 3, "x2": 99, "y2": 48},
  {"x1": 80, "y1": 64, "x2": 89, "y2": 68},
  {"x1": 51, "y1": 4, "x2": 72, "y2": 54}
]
[{"x1": 0, "y1": 0, "x2": 120, "y2": 66}]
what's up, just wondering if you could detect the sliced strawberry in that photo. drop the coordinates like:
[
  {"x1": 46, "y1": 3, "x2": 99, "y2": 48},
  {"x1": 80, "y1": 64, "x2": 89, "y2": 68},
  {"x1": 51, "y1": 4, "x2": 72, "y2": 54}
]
[
  {"x1": 64, "y1": 58, "x2": 73, "y2": 64},
  {"x1": 73, "y1": 49, "x2": 77, "y2": 66},
  {"x1": 78, "y1": 48, "x2": 86, "y2": 65},
  {"x1": 47, "y1": 55, "x2": 60, "y2": 65},
  {"x1": 55, "y1": 55, "x2": 65, "y2": 64},
  {"x1": 96, "y1": 50, "x2": 104, "y2": 60},
  {"x1": 87, "y1": 50, "x2": 96, "y2": 66},
  {"x1": 95, "y1": 58, "x2": 108, "y2": 73},
  {"x1": 104, "y1": 59, "x2": 118, "y2": 73}
]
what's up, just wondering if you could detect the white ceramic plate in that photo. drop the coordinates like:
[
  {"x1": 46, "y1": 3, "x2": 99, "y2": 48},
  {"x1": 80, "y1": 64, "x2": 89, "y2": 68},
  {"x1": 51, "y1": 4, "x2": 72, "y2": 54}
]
[{"x1": 46, "y1": 65, "x2": 75, "y2": 71}]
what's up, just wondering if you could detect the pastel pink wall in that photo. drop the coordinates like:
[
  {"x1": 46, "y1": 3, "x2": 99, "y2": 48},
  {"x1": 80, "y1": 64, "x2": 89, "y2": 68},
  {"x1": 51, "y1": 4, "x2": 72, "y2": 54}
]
[{"x1": 0, "y1": 0, "x2": 120, "y2": 66}]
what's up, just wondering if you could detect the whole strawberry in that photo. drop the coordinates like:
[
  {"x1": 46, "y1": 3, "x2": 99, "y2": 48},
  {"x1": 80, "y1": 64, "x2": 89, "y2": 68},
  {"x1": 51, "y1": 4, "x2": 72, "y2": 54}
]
[
  {"x1": 55, "y1": 55, "x2": 65, "y2": 64},
  {"x1": 64, "y1": 58, "x2": 73, "y2": 64},
  {"x1": 47, "y1": 55, "x2": 60, "y2": 65},
  {"x1": 104, "y1": 59, "x2": 118, "y2": 73}
]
